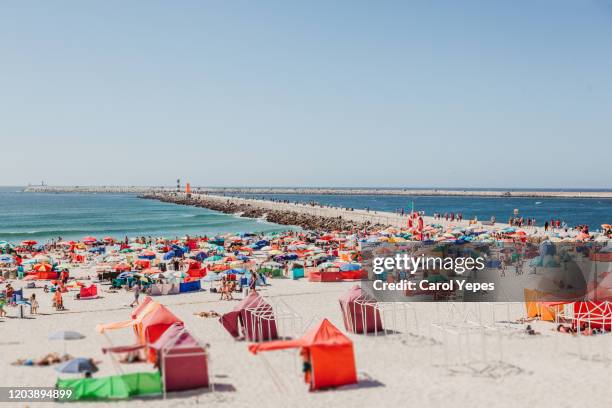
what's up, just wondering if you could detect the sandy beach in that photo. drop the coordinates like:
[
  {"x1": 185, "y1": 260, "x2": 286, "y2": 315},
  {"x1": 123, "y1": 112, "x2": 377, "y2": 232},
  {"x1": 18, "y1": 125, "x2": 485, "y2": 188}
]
[{"x1": 2, "y1": 260, "x2": 612, "y2": 408}]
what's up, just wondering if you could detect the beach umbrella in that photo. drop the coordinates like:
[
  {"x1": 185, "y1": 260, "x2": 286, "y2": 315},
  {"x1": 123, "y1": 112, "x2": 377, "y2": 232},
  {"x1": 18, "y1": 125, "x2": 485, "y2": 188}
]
[
  {"x1": 318, "y1": 261, "x2": 337, "y2": 269},
  {"x1": 0, "y1": 255, "x2": 14, "y2": 263},
  {"x1": 138, "y1": 250, "x2": 156, "y2": 260},
  {"x1": 33, "y1": 263, "x2": 53, "y2": 272},
  {"x1": 55, "y1": 358, "x2": 98, "y2": 374},
  {"x1": 203, "y1": 272, "x2": 221, "y2": 282},
  {"x1": 21, "y1": 240, "x2": 37, "y2": 246},
  {"x1": 114, "y1": 263, "x2": 131, "y2": 272},
  {"x1": 0, "y1": 241, "x2": 15, "y2": 249},
  {"x1": 194, "y1": 251, "x2": 208, "y2": 261},
  {"x1": 49, "y1": 331, "x2": 85, "y2": 341},
  {"x1": 340, "y1": 263, "x2": 361, "y2": 271},
  {"x1": 49, "y1": 331, "x2": 85, "y2": 354}
]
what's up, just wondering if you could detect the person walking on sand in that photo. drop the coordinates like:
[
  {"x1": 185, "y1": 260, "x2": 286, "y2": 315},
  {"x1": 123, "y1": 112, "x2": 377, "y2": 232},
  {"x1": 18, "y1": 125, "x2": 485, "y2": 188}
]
[
  {"x1": 130, "y1": 282, "x2": 141, "y2": 307},
  {"x1": 249, "y1": 271, "x2": 257, "y2": 294}
]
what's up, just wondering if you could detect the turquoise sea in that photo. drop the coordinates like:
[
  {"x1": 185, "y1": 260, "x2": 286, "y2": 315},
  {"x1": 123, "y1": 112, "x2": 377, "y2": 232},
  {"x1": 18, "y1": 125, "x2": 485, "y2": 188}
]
[{"x1": 0, "y1": 188, "x2": 288, "y2": 243}]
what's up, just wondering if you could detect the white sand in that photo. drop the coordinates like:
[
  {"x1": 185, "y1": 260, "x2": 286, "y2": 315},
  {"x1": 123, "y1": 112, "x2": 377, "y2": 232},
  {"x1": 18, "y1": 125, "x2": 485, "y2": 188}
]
[{"x1": 1, "y1": 266, "x2": 610, "y2": 408}]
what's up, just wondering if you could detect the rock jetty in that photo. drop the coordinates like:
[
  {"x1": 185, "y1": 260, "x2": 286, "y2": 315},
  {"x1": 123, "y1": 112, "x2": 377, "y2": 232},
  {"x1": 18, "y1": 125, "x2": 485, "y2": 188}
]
[{"x1": 141, "y1": 193, "x2": 381, "y2": 231}]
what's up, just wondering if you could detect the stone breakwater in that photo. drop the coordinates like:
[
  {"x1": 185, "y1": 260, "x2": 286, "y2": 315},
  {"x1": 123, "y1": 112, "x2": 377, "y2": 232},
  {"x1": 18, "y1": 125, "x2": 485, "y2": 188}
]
[{"x1": 140, "y1": 193, "x2": 385, "y2": 231}]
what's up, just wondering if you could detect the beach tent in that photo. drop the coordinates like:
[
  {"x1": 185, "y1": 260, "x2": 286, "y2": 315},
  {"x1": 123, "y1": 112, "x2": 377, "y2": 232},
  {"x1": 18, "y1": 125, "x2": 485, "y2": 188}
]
[
  {"x1": 79, "y1": 284, "x2": 98, "y2": 300},
  {"x1": 179, "y1": 280, "x2": 201, "y2": 293},
  {"x1": 150, "y1": 323, "x2": 209, "y2": 395},
  {"x1": 339, "y1": 285, "x2": 383, "y2": 334},
  {"x1": 139, "y1": 304, "x2": 184, "y2": 361},
  {"x1": 523, "y1": 288, "x2": 569, "y2": 321},
  {"x1": 248, "y1": 319, "x2": 357, "y2": 391},
  {"x1": 97, "y1": 297, "x2": 184, "y2": 362},
  {"x1": 150, "y1": 283, "x2": 180, "y2": 296},
  {"x1": 162, "y1": 250, "x2": 176, "y2": 260},
  {"x1": 572, "y1": 301, "x2": 612, "y2": 331},
  {"x1": 219, "y1": 291, "x2": 278, "y2": 341},
  {"x1": 131, "y1": 296, "x2": 154, "y2": 319},
  {"x1": 56, "y1": 372, "x2": 161, "y2": 400}
]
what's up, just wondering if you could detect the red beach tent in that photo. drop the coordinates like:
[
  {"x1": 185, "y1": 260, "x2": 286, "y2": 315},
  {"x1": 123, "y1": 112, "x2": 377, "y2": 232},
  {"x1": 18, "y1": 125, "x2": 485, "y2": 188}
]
[
  {"x1": 248, "y1": 318, "x2": 357, "y2": 391},
  {"x1": 219, "y1": 291, "x2": 278, "y2": 341},
  {"x1": 339, "y1": 285, "x2": 383, "y2": 334},
  {"x1": 150, "y1": 323, "x2": 209, "y2": 395}
]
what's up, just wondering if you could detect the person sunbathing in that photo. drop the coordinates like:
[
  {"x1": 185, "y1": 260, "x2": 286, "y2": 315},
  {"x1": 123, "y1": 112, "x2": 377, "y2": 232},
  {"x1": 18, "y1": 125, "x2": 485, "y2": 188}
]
[
  {"x1": 557, "y1": 324, "x2": 576, "y2": 334},
  {"x1": 193, "y1": 310, "x2": 221, "y2": 318},
  {"x1": 12, "y1": 352, "x2": 71, "y2": 366}
]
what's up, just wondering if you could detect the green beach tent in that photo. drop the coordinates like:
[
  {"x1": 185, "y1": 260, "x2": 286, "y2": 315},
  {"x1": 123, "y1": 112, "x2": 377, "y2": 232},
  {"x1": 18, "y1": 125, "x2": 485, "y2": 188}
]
[{"x1": 56, "y1": 371, "x2": 161, "y2": 401}]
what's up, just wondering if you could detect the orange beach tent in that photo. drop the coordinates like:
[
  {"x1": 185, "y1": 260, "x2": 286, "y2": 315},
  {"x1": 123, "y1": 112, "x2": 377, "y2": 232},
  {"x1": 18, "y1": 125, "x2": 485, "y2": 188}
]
[
  {"x1": 96, "y1": 296, "x2": 183, "y2": 362},
  {"x1": 248, "y1": 319, "x2": 357, "y2": 391}
]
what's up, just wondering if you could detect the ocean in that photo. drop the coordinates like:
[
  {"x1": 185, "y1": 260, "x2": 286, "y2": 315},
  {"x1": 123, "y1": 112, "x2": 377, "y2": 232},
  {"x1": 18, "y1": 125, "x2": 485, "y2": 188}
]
[
  {"x1": 233, "y1": 193, "x2": 612, "y2": 230},
  {"x1": 1, "y1": 187, "x2": 610, "y2": 243},
  {"x1": 0, "y1": 188, "x2": 288, "y2": 243}
]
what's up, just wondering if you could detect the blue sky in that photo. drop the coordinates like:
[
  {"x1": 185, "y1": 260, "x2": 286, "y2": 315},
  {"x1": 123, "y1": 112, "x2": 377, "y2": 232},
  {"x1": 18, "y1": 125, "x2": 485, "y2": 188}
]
[{"x1": 1, "y1": 1, "x2": 611, "y2": 188}]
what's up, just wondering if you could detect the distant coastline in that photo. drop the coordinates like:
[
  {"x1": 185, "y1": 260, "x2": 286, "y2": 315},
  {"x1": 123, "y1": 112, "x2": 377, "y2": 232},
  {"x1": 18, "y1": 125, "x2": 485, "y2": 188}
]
[{"x1": 22, "y1": 185, "x2": 612, "y2": 199}]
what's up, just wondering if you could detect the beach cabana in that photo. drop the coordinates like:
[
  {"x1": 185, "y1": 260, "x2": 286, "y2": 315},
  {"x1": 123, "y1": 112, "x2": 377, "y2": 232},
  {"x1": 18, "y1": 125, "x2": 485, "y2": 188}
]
[
  {"x1": 339, "y1": 285, "x2": 383, "y2": 334},
  {"x1": 219, "y1": 291, "x2": 278, "y2": 341},
  {"x1": 572, "y1": 301, "x2": 612, "y2": 331},
  {"x1": 149, "y1": 323, "x2": 209, "y2": 396},
  {"x1": 248, "y1": 319, "x2": 357, "y2": 391},
  {"x1": 97, "y1": 297, "x2": 184, "y2": 362}
]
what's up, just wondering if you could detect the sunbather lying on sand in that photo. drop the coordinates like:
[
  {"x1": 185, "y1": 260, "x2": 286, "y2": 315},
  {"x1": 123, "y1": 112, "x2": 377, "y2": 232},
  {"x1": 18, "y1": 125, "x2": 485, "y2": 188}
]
[
  {"x1": 12, "y1": 353, "x2": 72, "y2": 366},
  {"x1": 194, "y1": 310, "x2": 221, "y2": 318}
]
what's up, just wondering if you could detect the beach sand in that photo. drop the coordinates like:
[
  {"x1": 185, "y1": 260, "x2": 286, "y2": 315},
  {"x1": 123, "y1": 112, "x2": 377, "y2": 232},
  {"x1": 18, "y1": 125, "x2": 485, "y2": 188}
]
[{"x1": 1, "y1": 264, "x2": 611, "y2": 408}]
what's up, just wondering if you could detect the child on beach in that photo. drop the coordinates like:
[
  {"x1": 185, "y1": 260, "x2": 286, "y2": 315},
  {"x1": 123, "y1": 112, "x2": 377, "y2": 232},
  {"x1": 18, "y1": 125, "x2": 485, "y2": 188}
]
[
  {"x1": 0, "y1": 297, "x2": 6, "y2": 318},
  {"x1": 53, "y1": 290, "x2": 64, "y2": 311},
  {"x1": 30, "y1": 293, "x2": 39, "y2": 314}
]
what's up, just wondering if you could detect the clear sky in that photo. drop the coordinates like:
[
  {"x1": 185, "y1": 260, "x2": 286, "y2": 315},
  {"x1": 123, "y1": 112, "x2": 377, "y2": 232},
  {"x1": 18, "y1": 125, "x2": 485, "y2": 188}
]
[{"x1": 1, "y1": 1, "x2": 611, "y2": 188}]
